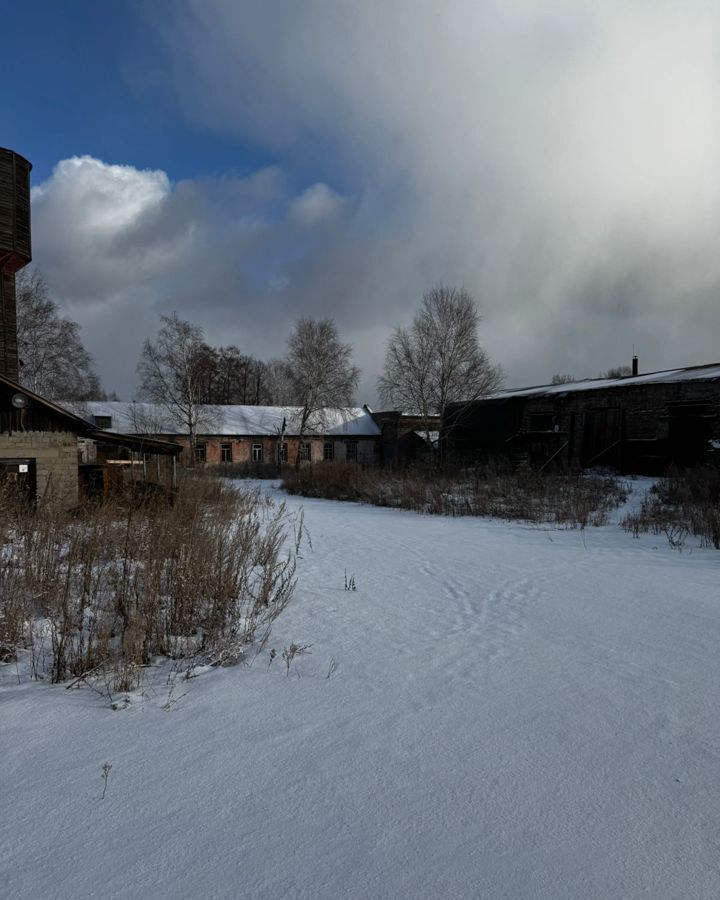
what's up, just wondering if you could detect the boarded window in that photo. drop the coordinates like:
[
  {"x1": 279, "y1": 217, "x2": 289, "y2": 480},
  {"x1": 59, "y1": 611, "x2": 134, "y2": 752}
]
[
  {"x1": 252, "y1": 443, "x2": 263, "y2": 463},
  {"x1": 221, "y1": 443, "x2": 233, "y2": 463},
  {"x1": 323, "y1": 441, "x2": 334, "y2": 461},
  {"x1": 345, "y1": 441, "x2": 358, "y2": 461}
]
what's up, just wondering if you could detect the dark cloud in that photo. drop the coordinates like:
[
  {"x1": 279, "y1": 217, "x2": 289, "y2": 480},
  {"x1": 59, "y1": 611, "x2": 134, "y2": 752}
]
[{"x1": 30, "y1": 2, "x2": 720, "y2": 398}]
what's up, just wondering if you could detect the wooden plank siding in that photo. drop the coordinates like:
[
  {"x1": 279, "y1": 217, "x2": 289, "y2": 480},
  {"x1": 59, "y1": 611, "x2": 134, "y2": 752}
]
[
  {"x1": 0, "y1": 273, "x2": 19, "y2": 383},
  {"x1": 0, "y1": 148, "x2": 32, "y2": 383},
  {"x1": 444, "y1": 374, "x2": 720, "y2": 474}
]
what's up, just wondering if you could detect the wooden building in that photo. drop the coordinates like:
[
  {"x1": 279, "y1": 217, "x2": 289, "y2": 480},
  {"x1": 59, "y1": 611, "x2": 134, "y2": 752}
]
[
  {"x1": 1, "y1": 375, "x2": 181, "y2": 505},
  {"x1": 370, "y1": 410, "x2": 442, "y2": 464},
  {"x1": 443, "y1": 362, "x2": 720, "y2": 474}
]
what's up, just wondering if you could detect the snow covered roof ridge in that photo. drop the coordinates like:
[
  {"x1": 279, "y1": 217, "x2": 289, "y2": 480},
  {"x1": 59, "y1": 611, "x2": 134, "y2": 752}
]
[
  {"x1": 481, "y1": 361, "x2": 720, "y2": 402},
  {"x1": 60, "y1": 401, "x2": 381, "y2": 437}
]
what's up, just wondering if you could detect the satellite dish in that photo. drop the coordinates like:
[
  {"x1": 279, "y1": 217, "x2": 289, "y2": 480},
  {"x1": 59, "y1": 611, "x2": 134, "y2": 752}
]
[{"x1": 11, "y1": 393, "x2": 29, "y2": 409}]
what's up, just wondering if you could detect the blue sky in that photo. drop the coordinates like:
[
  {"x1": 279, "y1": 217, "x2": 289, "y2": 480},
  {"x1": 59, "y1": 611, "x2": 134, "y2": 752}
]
[
  {"x1": 4, "y1": 2, "x2": 720, "y2": 399},
  {"x1": 2, "y1": 2, "x2": 272, "y2": 184}
]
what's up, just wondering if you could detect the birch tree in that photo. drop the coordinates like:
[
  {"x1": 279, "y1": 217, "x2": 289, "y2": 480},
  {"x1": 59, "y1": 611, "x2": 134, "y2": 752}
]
[
  {"x1": 378, "y1": 285, "x2": 503, "y2": 439},
  {"x1": 286, "y1": 317, "x2": 360, "y2": 466},
  {"x1": 15, "y1": 268, "x2": 103, "y2": 400},
  {"x1": 137, "y1": 313, "x2": 221, "y2": 461}
]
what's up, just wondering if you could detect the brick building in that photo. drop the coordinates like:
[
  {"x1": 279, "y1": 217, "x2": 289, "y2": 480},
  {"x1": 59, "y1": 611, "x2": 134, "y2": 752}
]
[{"x1": 76, "y1": 402, "x2": 382, "y2": 469}]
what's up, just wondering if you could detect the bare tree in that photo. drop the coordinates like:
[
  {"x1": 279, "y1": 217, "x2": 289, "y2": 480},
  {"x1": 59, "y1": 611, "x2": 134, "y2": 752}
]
[
  {"x1": 259, "y1": 358, "x2": 296, "y2": 405},
  {"x1": 378, "y1": 285, "x2": 503, "y2": 438},
  {"x1": 286, "y1": 317, "x2": 360, "y2": 466},
  {"x1": 123, "y1": 401, "x2": 174, "y2": 435},
  {"x1": 600, "y1": 365, "x2": 632, "y2": 379},
  {"x1": 187, "y1": 346, "x2": 295, "y2": 406},
  {"x1": 15, "y1": 268, "x2": 103, "y2": 400},
  {"x1": 551, "y1": 373, "x2": 576, "y2": 384},
  {"x1": 137, "y1": 313, "x2": 222, "y2": 461}
]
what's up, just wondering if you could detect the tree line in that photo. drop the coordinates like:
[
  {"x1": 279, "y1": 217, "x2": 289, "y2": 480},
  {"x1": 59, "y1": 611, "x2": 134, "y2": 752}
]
[{"x1": 15, "y1": 269, "x2": 504, "y2": 459}]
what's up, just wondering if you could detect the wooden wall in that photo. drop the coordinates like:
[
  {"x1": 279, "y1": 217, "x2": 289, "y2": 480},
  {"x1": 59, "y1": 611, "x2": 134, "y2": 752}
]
[
  {"x1": 0, "y1": 148, "x2": 32, "y2": 383},
  {"x1": 444, "y1": 380, "x2": 720, "y2": 473},
  {"x1": 0, "y1": 148, "x2": 32, "y2": 269},
  {"x1": 0, "y1": 273, "x2": 19, "y2": 383}
]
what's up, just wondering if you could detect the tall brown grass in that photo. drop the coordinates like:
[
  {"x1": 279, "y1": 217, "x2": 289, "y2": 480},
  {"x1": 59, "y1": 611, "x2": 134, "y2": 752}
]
[
  {"x1": 0, "y1": 473, "x2": 300, "y2": 684},
  {"x1": 282, "y1": 462, "x2": 627, "y2": 527}
]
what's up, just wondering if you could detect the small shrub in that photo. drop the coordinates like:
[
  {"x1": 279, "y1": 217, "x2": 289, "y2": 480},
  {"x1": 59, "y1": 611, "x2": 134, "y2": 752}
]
[{"x1": 623, "y1": 467, "x2": 720, "y2": 549}]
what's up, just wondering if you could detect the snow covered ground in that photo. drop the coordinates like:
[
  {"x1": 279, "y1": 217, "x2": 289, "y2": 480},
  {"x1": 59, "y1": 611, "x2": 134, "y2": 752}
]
[{"x1": 3, "y1": 480, "x2": 720, "y2": 899}]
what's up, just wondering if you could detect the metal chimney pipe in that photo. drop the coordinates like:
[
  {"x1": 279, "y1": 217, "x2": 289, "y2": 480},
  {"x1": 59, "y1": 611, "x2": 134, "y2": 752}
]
[{"x1": 632, "y1": 355, "x2": 639, "y2": 377}]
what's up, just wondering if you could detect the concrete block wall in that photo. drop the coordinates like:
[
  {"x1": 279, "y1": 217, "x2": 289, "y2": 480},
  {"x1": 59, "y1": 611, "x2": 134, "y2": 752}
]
[{"x1": 0, "y1": 430, "x2": 79, "y2": 506}]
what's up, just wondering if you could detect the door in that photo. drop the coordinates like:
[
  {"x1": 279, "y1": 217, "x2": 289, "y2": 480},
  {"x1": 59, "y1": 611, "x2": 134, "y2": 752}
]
[
  {"x1": 0, "y1": 458, "x2": 37, "y2": 502},
  {"x1": 581, "y1": 409, "x2": 623, "y2": 468}
]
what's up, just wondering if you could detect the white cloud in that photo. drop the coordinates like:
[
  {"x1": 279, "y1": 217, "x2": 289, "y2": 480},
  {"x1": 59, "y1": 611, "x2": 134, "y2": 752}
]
[
  {"x1": 33, "y1": 156, "x2": 170, "y2": 232},
  {"x1": 287, "y1": 183, "x2": 347, "y2": 226},
  {"x1": 32, "y1": 156, "x2": 197, "y2": 299},
  {"x1": 29, "y1": 156, "x2": 362, "y2": 396}
]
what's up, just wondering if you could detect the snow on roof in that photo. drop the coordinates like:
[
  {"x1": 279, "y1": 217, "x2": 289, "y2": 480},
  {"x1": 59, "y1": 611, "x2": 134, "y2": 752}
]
[
  {"x1": 482, "y1": 363, "x2": 720, "y2": 402},
  {"x1": 67, "y1": 402, "x2": 381, "y2": 437},
  {"x1": 413, "y1": 430, "x2": 439, "y2": 445}
]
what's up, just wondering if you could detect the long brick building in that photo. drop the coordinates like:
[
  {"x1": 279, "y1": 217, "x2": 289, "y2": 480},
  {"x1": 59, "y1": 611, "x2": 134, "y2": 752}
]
[{"x1": 76, "y1": 401, "x2": 383, "y2": 468}]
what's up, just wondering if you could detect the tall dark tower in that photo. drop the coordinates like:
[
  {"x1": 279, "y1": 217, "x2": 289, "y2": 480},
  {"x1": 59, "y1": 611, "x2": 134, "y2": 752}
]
[{"x1": 0, "y1": 147, "x2": 32, "y2": 383}]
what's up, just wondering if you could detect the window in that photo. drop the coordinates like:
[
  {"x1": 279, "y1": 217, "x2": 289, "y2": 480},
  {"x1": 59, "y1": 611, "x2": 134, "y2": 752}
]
[
  {"x1": 323, "y1": 441, "x2": 334, "y2": 461},
  {"x1": 221, "y1": 443, "x2": 233, "y2": 463},
  {"x1": 252, "y1": 443, "x2": 263, "y2": 463},
  {"x1": 277, "y1": 442, "x2": 288, "y2": 463},
  {"x1": 299, "y1": 442, "x2": 311, "y2": 462},
  {"x1": 93, "y1": 415, "x2": 112, "y2": 429},
  {"x1": 195, "y1": 443, "x2": 207, "y2": 463},
  {"x1": 345, "y1": 440, "x2": 358, "y2": 461}
]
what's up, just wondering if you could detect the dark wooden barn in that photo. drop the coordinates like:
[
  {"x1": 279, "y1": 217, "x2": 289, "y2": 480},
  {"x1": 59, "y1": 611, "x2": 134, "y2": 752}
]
[{"x1": 443, "y1": 362, "x2": 720, "y2": 474}]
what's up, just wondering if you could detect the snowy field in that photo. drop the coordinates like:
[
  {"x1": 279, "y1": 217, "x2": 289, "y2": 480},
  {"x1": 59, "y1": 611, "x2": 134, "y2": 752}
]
[{"x1": 3, "y1": 480, "x2": 720, "y2": 899}]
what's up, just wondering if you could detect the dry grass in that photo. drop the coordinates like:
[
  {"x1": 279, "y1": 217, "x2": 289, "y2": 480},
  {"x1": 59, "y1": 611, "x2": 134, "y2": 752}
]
[
  {"x1": 0, "y1": 473, "x2": 300, "y2": 684},
  {"x1": 623, "y1": 467, "x2": 720, "y2": 549},
  {"x1": 214, "y1": 461, "x2": 281, "y2": 480},
  {"x1": 282, "y1": 462, "x2": 627, "y2": 528}
]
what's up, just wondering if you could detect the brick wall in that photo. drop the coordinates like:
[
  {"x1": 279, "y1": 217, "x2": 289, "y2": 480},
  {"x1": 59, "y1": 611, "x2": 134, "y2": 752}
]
[{"x1": 166, "y1": 434, "x2": 380, "y2": 467}]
